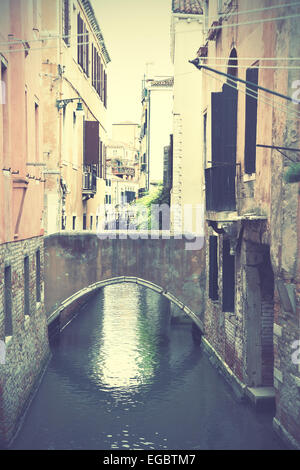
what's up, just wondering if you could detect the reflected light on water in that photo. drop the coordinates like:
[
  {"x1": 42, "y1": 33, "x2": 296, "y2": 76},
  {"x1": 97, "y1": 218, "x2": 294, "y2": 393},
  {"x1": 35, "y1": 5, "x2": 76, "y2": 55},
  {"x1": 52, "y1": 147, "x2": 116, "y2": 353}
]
[{"x1": 91, "y1": 284, "x2": 156, "y2": 390}]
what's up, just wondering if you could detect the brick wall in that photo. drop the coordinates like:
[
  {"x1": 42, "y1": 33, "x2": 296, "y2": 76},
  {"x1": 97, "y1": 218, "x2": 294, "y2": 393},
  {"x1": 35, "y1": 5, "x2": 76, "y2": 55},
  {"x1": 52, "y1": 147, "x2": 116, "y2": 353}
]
[{"x1": 0, "y1": 237, "x2": 50, "y2": 447}]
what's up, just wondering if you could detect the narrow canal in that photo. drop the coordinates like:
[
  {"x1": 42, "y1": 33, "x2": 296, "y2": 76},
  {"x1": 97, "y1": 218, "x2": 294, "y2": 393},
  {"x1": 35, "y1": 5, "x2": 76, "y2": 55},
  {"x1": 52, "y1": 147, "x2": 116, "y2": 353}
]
[{"x1": 12, "y1": 284, "x2": 285, "y2": 450}]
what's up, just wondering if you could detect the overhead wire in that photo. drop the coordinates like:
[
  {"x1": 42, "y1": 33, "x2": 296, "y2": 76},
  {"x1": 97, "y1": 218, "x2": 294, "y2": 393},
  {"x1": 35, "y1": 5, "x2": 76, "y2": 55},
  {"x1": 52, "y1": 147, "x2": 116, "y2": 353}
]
[
  {"x1": 201, "y1": 68, "x2": 300, "y2": 121},
  {"x1": 0, "y1": 0, "x2": 299, "y2": 46},
  {"x1": 175, "y1": 12, "x2": 300, "y2": 34}
]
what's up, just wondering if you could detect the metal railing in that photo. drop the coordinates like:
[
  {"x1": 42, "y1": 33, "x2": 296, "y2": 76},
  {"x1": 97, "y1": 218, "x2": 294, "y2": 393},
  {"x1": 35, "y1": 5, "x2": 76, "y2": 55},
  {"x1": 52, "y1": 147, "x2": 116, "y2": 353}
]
[
  {"x1": 82, "y1": 171, "x2": 97, "y2": 193},
  {"x1": 205, "y1": 163, "x2": 236, "y2": 212}
]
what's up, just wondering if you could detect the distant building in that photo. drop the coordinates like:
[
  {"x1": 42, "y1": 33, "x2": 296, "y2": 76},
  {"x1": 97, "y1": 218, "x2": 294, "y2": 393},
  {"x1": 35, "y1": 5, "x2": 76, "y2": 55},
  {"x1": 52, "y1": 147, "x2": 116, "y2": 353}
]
[
  {"x1": 170, "y1": 0, "x2": 204, "y2": 232},
  {"x1": 140, "y1": 76, "x2": 173, "y2": 191}
]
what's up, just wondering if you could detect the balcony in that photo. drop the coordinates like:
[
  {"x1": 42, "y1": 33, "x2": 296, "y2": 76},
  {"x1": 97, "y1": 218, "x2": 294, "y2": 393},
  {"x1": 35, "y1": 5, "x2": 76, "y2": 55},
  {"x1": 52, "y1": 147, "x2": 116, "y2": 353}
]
[
  {"x1": 112, "y1": 166, "x2": 135, "y2": 177},
  {"x1": 205, "y1": 164, "x2": 236, "y2": 212},
  {"x1": 82, "y1": 171, "x2": 97, "y2": 200}
]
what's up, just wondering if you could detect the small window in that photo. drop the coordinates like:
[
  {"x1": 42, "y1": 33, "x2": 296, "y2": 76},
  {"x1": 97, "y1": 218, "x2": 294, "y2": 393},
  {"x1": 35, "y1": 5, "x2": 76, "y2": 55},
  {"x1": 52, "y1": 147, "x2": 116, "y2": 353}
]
[
  {"x1": 36, "y1": 250, "x2": 41, "y2": 302},
  {"x1": 24, "y1": 256, "x2": 30, "y2": 316},
  {"x1": 209, "y1": 236, "x2": 219, "y2": 301},
  {"x1": 244, "y1": 67, "x2": 259, "y2": 174},
  {"x1": 4, "y1": 266, "x2": 12, "y2": 336},
  {"x1": 83, "y1": 214, "x2": 87, "y2": 230},
  {"x1": 90, "y1": 215, "x2": 93, "y2": 230},
  {"x1": 62, "y1": 0, "x2": 70, "y2": 45},
  {"x1": 222, "y1": 238, "x2": 235, "y2": 312},
  {"x1": 72, "y1": 216, "x2": 76, "y2": 230}
]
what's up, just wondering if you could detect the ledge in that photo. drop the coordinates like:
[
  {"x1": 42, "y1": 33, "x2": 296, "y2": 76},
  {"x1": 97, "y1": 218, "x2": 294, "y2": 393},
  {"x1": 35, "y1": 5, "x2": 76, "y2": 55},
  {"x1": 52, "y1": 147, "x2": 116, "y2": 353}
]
[{"x1": 246, "y1": 386, "x2": 276, "y2": 410}]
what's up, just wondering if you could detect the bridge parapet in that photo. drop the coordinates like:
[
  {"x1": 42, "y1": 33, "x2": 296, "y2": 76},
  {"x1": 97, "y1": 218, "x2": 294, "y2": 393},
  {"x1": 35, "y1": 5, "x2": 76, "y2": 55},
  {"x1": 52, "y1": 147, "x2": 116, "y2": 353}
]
[{"x1": 44, "y1": 232, "x2": 206, "y2": 331}]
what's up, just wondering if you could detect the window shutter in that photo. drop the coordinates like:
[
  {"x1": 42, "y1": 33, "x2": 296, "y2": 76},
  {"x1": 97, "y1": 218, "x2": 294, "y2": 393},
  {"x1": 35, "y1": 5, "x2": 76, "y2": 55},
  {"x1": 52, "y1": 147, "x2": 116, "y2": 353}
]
[
  {"x1": 222, "y1": 83, "x2": 238, "y2": 165},
  {"x1": 100, "y1": 61, "x2": 103, "y2": 100},
  {"x1": 99, "y1": 139, "x2": 103, "y2": 177},
  {"x1": 97, "y1": 54, "x2": 100, "y2": 95},
  {"x1": 84, "y1": 121, "x2": 99, "y2": 164},
  {"x1": 86, "y1": 30, "x2": 89, "y2": 76},
  {"x1": 244, "y1": 67, "x2": 259, "y2": 174},
  {"x1": 77, "y1": 14, "x2": 81, "y2": 64},
  {"x1": 222, "y1": 238, "x2": 235, "y2": 312},
  {"x1": 211, "y1": 92, "x2": 223, "y2": 164},
  {"x1": 104, "y1": 71, "x2": 107, "y2": 108},
  {"x1": 209, "y1": 236, "x2": 219, "y2": 300}
]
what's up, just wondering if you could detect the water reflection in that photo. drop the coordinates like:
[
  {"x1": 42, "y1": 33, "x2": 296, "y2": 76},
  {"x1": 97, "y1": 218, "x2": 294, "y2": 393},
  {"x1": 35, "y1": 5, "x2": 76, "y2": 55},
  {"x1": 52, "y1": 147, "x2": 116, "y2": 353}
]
[
  {"x1": 91, "y1": 284, "x2": 159, "y2": 390},
  {"x1": 11, "y1": 283, "x2": 286, "y2": 450}
]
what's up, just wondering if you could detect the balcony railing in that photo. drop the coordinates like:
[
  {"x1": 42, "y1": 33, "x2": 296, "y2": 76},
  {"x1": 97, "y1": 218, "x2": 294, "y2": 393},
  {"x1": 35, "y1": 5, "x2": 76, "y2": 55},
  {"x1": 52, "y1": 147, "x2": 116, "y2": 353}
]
[
  {"x1": 82, "y1": 171, "x2": 97, "y2": 196},
  {"x1": 112, "y1": 166, "x2": 135, "y2": 177},
  {"x1": 205, "y1": 164, "x2": 236, "y2": 212}
]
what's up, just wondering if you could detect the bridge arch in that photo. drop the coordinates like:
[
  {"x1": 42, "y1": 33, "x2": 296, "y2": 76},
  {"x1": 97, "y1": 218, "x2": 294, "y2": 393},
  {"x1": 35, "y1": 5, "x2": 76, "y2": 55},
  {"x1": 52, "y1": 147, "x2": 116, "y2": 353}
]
[
  {"x1": 47, "y1": 276, "x2": 204, "y2": 334},
  {"x1": 44, "y1": 232, "x2": 205, "y2": 336}
]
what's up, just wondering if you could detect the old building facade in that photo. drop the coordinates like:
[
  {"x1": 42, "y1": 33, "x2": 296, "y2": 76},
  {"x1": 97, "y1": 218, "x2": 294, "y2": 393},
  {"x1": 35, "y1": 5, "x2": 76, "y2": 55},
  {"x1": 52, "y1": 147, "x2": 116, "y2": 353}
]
[
  {"x1": 41, "y1": 0, "x2": 110, "y2": 234},
  {"x1": 194, "y1": 0, "x2": 300, "y2": 449},
  {"x1": 140, "y1": 76, "x2": 174, "y2": 192},
  {"x1": 0, "y1": 0, "x2": 50, "y2": 447}
]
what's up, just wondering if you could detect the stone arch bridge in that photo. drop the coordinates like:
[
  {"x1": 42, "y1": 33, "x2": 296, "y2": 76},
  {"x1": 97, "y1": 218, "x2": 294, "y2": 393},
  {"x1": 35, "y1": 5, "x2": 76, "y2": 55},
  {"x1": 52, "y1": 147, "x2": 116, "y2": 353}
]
[{"x1": 45, "y1": 232, "x2": 206, "y2": 333}]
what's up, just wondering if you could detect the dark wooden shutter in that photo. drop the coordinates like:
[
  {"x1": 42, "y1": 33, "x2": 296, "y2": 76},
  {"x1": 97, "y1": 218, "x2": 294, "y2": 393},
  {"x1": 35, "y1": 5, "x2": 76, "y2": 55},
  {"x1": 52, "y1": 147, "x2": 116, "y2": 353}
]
[
  {"x1": 209, "y1": 236, "x2": 218, "y2": 300},
  {"x1": 222, "y1": 238, "x2": 235, "y2": 312},
  {"x1": 63, "y1": 0, "x2": 70, "y2": 45},
  {"x1": 222, "y1": 84, "x2": 238, "y2": 165},
  {"x1": 99, "y1": 139, "x2": 103, "y2": 177},
  {"x1": 211, "y1": 92, "x2": 223, "y2": 164},
  {"x1": 100, "y1": 61, "x2": 103, "y2": 100},
  {"x1": 77, "y1": 13, "x2": 81, "y2": 64},
  {"x1": 84, "y1": 121, "x2": 99, "y2": 164},
  {"x1": 104, "y1": 71, "x2": 107, "y2": 108},
  {"x1": 97, "y1": 54, "x2": 100, "y2": 95},
  {"x1": 244, "y1": 67, "x2": 259, "y2": 174},
  {"x1": 86, "y1": 30, "x2": 89, "y2": 76}
]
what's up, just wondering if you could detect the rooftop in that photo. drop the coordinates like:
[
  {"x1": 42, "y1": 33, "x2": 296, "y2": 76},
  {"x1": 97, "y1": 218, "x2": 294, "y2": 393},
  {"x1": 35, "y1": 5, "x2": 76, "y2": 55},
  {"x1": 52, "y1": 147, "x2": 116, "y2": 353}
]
[{"x1": 172, "y1": 0, "x2": 203, "y2": 15}]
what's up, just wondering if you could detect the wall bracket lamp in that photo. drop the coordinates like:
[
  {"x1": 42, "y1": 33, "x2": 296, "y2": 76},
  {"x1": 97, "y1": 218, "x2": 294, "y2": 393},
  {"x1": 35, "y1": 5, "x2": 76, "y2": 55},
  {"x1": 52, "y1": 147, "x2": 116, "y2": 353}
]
[{"x1": 56, "y1": 97, "x2": 84, "y2": 112}]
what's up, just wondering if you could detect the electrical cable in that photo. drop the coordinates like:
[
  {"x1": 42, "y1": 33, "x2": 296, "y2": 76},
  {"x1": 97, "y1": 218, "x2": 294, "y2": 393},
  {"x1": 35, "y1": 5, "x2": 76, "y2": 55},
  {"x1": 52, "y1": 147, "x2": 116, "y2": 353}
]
[{"x1": 202, "y1": 68, "x2": 300, "y2": 121}]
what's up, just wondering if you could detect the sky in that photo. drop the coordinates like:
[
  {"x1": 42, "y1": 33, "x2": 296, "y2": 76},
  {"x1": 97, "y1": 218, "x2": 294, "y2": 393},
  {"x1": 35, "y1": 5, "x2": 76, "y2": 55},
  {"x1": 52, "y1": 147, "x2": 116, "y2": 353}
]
[{"x1": 91, "y1": 0, "x2": 174, "y2": 136}]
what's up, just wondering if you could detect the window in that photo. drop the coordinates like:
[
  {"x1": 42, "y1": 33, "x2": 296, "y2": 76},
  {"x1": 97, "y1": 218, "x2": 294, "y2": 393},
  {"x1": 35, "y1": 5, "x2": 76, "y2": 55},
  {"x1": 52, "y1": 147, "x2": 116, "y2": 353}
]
[
  {"x1": 209, "y1": 236, "x2": 218, "y2": 300},
  {"x1": 83, "y1": 214, "x2": 87, "y2": 230},
  {"x1": 24, "y1": 256, "x2": 30, "y2": 316},
  {"x1": 77, "y1": 14, "x2": 89, "y2": 75},
  {"x1": 96, "y1": 216, "x2": 99, "y2": 229},
  {"x1": 4, "y1": 266, "x2": 12, "y2": 337},
  {"x1": 36, "y1": 250, "x2": 41, "y2": 302},
  {"x1": 222, "y1": 238, "x2": 235, "y2": 312},
  {"x1": 1, "y1": 61, "x2": 8, "y2": 165},
  {"x1": 90, "y1": 215, "x2": 93, "y2": 230},
  {"x1": 62, "y1": 0, "x2": 70, "y2": 45},
  {"x1": 72, "y1": 216, "x2": 76, "y2": 230},
  {"x1": 244, "y1": 67, "x2": 259, "y2": 174}
]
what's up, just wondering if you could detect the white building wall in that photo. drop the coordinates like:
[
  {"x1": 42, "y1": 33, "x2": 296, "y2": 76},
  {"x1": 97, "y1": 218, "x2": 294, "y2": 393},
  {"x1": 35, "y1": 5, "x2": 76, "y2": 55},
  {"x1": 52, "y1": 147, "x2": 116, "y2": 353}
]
[
  {"x1": 149, "y1": 88, "x2": 173, "y2": 185},
  {"x1": 170, "y1": 15, "x2": 205, "y2": 233}
]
